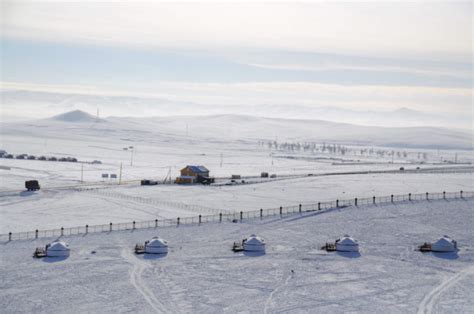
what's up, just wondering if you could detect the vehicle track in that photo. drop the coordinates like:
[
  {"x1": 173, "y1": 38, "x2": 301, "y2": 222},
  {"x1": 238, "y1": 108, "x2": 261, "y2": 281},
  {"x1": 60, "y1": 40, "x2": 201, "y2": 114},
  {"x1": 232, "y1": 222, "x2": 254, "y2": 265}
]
[
  {"x1": 417, "y1": 265, "x2": 474, "y2": 314},
  {"x1": 264, "y1": 271, "x2": 293, "y2": 314},
  {"x1": 121, "y1": 248, "x2": 167, "y2": 313}
]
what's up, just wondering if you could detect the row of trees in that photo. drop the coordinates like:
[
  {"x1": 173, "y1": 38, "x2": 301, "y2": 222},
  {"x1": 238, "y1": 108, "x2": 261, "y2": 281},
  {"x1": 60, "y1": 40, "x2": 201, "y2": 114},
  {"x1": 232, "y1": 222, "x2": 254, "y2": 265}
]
[{"x1": 257, "y1": 140, "x2": 429, "y2": 160}]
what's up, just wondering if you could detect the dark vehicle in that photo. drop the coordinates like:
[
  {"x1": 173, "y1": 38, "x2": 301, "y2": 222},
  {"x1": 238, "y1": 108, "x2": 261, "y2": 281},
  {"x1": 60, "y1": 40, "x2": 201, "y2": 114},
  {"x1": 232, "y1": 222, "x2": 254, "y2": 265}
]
[
  {"x1": 197, "y1": 175, "x2": 215, "y2": 185},
  {"x1": 4, "y1": 154, "x2": 14, "y2": 159},
  {"x1": 261, "y1": 172, "x2": 269, "y2": 178},
  {"x1": 399, "y1": 167, "x2": 405, "y2": 171},
  {"x1": 25, "y1": 180, "x2": 40, "y2": 191},
  {"x1": 141, "y1": 179, "x2": 158, "y2": 186},
  {"x1": 16, "y1": 154, "x2": 28, "y2": 159},
  {"x1": 48, "y1": 157, "x2": 58, "y2": 161},
  {"x1": 27, "y1": 155, "x2": 36, "y2": 160},
  {"x1": 67, "y1": 157, "x2": 78, "y2": 162},
  {"x1": 38, "y1": 156, "x2": 47, "y2": 161},
  {"x1": 58, "y1": 157, "x2": 68, "y2": 162},
  {"x1": 0, "y1": 150, "x2": 6, "y2": 157}
]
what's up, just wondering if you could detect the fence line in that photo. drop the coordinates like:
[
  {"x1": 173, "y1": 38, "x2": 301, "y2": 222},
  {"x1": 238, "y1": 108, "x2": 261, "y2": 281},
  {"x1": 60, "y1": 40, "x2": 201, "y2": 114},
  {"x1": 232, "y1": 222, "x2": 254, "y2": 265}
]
[{"x1": 2, "y1": 190, "x2": 472, "y2": 241}]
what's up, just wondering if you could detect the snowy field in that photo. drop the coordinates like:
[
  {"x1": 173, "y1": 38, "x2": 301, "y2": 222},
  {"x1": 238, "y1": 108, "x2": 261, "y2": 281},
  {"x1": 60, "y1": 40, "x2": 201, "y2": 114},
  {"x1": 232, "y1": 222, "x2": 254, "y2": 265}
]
[
  {"x1": 1, "y1": 198, "x2": 473, "y2": 313},
  {"x1": 1, "y1": 112, "x2": 472, "y2": 234}
]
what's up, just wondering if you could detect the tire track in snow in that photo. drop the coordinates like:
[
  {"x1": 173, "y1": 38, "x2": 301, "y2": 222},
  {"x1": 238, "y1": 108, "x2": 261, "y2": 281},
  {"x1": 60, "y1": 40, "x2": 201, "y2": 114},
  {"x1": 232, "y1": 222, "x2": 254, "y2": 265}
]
[
  {"x1": 121, "y1": 248, "x2": 167, "y2": 313},
  {"x1": 264, "y1": 272, "x2": 293, "y2": 314},
  {"x1": 417, "y1": 265, "x2": 474, "y2": 314}
]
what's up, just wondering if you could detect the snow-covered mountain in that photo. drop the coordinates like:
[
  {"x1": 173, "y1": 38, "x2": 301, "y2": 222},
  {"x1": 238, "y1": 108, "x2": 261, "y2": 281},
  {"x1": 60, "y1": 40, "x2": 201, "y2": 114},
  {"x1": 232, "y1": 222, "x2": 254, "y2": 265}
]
[
  {"x1": 1, "y1": 89, "x2": 471, "y2": 129},
  {"x1": 2, "y1": 110, "x2": 472, "y2": 150}
]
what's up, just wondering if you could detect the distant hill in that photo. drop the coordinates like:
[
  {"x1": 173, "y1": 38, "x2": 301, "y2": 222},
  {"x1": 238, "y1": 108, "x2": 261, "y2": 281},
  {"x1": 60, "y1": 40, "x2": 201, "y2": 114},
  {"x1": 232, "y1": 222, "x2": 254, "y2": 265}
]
[{"x1": 50, "y1": 110, "x2": 104, "y2": 123}]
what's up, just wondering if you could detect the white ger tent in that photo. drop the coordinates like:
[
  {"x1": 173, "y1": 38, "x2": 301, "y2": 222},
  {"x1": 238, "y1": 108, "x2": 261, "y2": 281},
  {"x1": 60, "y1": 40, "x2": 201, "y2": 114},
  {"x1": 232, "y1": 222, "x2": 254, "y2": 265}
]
[
  {"x1": 46, "y1": 241, "x2": 70, "y2": 257},
  {"x1": 431, "y1": 235, "x2": 457, "y2": 252},
  {"x1": 145, "y1": 237, "x2": 168, "y2": 254},
  {"x1": 335, "y1": 235, "x2": 359, "y2": 252},
  {"x1": 243, "y1": 234, "x2": 266, "y2": 252}
]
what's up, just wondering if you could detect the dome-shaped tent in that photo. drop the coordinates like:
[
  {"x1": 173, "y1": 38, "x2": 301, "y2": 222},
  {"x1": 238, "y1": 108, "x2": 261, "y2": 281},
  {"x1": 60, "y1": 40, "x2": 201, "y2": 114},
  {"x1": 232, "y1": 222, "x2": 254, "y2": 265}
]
[
  {"x1": 145, "y1": 237, "x2": 168, "y2": 254},
  {"x1": 243, "y1": 234, "x2": 265, "y2": 252},
  {"x1": 335, "y1": 235, "x2": 359, "y2": 252},
  {"x1": 46, "y1": 241, "x2": 70, "y2": 257},
  {"x1": 431, "y1": 235, "x2": 457, "y2": 252}
]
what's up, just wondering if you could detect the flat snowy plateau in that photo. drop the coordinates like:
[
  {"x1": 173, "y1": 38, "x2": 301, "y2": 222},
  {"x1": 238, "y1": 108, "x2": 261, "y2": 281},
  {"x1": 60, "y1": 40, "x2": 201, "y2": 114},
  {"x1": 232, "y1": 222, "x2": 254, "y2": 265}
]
[{"x1": 1, "y1": 198, "x2": 473, "y2": 313}]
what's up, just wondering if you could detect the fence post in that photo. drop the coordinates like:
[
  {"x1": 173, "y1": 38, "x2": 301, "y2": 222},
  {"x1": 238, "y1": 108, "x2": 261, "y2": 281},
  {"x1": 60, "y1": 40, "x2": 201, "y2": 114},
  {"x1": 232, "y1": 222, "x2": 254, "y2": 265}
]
[
  {"x1": 109, "y1": 222, "x2": 112, "y2": 232},
  {"x1": 355, "y1": 198, "x2": 358, "y2": 206},
  {"x1": 177, "y1": 217, "x2": 180, "y2": 226},
  {"x1": 373, "y1": 196, "x2": 376, "y2": 204},
  {"x1": 61, "y1": 227, "x2": 64, "y2": 236},
  {"x1": 260, "y1": 208, "x2": 263, "y2": 219},
  {"x1": 279, "y1": 206, "x2": 282, "y2": 216},
  {"x1": 155, "y1": 219, "x2": 158, "y2": 227},
  {"x1": 9, "y1": 232, "x2": 12, "y2": 241},
  {"x1": 426, "y1": 192, "x2": 429, "y2": 200},
  {"x1": 443, "y1": 191, "x2": 446, "y2": 199},
  {"x1": 460, "y1": 190, "x2": 463, "y2": 198},
  {"x1": 219, "y1": 213, "x2": 222, "y2": 222},
  {"x1": 318, "y1": 202, "x2": 321, "y2": 210},
  {"x1": 240, "y1": 211, "x2": 243, "y2": 221},
  {"x1": 35, "y1": 229, "x2": 38, "y2": 239},
  {"x1": 299, "y1": 204, "x2": 302, "y2": 213},
  {"x1": 86, "y1": 224, "x2": 88, "y2": 233},
  {"x1": 133, "y1": 221, "x2": 136, "y2": 230},
  {"x1": 199, "y1": 215, "x2": 202, "y2": 224},
  {"x1": 409, "y1": 193, "x2": 412, "y2": 201},
  {"x1": 336, "y1": 200, "x2": 339, "y2": 207}
]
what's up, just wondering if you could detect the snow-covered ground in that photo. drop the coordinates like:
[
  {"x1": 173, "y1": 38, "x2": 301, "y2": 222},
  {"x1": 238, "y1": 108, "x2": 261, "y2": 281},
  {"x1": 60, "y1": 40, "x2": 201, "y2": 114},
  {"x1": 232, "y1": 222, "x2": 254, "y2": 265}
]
[
  {"x1": 1, "y1": 112, "x2": 472, "y2": 234},
  {"x1": 1, "y1": 198, "x2": 473, "y2": 313}
]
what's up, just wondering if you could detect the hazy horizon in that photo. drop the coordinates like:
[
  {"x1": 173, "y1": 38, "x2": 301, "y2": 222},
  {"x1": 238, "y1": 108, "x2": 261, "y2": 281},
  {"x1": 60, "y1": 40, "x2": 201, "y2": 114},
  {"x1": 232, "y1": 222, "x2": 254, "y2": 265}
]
[{"x1": 1, "y1": 1, "x2": 473, "y2": 129}]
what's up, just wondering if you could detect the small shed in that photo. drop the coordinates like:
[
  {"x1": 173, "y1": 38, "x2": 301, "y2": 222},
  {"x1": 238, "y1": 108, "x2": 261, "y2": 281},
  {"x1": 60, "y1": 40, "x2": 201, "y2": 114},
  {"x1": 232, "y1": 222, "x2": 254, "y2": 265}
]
[{"x1": 176, "y1": 176, "x2": 195, "y2": 184}]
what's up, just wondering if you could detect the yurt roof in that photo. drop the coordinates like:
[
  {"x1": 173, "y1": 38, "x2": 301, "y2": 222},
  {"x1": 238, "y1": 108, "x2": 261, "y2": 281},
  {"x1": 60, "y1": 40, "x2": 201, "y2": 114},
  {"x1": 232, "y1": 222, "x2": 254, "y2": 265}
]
[
  {"x1": 245, "y1": 235, "x2": 265, "y2": 245},
  {"x1": 338, "y1": 235, "x2": 358, "y2": 245},
  {"x1": 48, "y1": 241, "x2": 69, "y2": 251},
  {"x1": 148, "y1": 237, "x2": 167, "y2": 247}
]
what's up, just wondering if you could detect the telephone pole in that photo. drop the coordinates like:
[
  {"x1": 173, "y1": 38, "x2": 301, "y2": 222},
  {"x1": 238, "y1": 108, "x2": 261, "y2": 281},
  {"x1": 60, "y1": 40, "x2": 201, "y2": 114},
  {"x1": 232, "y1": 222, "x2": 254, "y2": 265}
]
[
  {"x1": 81, "y1": 163, "x2": 84, "y2": 183},
  {"x1": 119, "y1": 162, "x2": 123, "y2": 185}
]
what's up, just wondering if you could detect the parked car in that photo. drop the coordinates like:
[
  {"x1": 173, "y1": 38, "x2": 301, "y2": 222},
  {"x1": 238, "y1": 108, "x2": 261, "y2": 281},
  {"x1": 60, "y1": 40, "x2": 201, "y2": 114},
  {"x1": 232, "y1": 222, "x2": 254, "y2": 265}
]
[
  {"x1": 92, "y1": 160, "x2": 102, "y2": 164},
  {"x1": 48, "y1": 156, "x2": 57, "y2": 161},
  {"x1": 58, "y1": 157, "x2": 68, "y2": 162},
  {"x1": 27, "y1": 155, "x2": 36, "y2": 160},
  {"x1": 67, "y1": 157, "x2": 78, "y2": 162},
  {"x1": 38, "y1": 156, "x2": 47, "y2": 161},
  {"x1": 25, "y1": 180, "x2": 40, "y2": 191},
  {"x1": 4, "y1": 154, "x2": 13, "y2": 159},
  {"x1": 16, "y1": 154, "x2": 28, "y2": 159},
  {"x1": 141, "y1": 179, "x2": 158, "y2": 186}
]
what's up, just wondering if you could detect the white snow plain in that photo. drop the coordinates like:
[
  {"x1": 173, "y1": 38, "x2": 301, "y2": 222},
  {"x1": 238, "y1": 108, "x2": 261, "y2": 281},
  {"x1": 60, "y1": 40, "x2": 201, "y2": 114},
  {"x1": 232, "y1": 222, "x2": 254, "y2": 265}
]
[{"x1": 1, "y1": 198, "x2": 473, "y2": 313}]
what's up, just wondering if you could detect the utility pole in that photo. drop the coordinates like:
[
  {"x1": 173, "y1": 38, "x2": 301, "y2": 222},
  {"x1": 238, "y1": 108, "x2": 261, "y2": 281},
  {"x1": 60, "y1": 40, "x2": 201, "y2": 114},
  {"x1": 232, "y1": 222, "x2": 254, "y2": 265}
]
[{"x1": 119, "y1": 162, "x2": 123, "y2": 185}]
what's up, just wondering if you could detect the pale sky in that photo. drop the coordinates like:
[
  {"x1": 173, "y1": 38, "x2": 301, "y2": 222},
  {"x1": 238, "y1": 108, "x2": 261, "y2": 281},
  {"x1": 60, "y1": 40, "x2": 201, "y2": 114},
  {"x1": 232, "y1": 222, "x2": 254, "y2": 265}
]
[{"x1": 0, "y1": 0, "x2": 472, "y2": 123}]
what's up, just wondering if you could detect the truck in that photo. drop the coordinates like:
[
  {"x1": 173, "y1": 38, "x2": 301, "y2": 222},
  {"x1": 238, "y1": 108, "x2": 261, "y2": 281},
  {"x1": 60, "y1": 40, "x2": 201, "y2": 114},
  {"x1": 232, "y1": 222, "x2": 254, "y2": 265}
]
[{"x1": 25, "y1": 180, "x2": 40, "y2": 191}]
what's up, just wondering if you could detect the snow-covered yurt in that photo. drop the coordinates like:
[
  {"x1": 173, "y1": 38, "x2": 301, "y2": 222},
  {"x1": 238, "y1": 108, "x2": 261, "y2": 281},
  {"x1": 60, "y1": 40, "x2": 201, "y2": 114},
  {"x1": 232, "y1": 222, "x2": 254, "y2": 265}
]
[
  {"x1": 431, "y1": 235, "x2": 457, "y2": 252},
  {"x1": 335, "y1": 235, "x2": 359, "y2": 252},
  {"x1": 145, "y1": 237, "x2": 168, "y2": 254},
  {"x1": 243, "y1": 234, "x2": 265, "y2": 252},
  {"x1": 46, "y1": 241, "x2": 70, "y2": 257}
]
